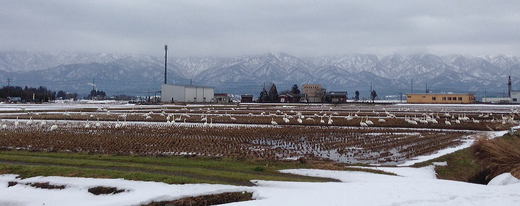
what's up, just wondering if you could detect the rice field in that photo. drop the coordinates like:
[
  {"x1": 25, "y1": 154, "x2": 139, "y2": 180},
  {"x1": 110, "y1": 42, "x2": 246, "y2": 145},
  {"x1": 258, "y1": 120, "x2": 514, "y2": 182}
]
[{"x1": 0, "y1": 103, "x2": 518, "y2": 165}]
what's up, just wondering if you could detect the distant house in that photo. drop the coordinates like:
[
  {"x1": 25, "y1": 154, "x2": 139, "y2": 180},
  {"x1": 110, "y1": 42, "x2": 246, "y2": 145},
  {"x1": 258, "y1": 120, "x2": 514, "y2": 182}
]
[
  {"x1": 325, "y1": 91, "x2": 347, "y2": 103},
  {"x1": 279, "y1": 93, "x2": 301, "y2": 103},
  {"x1": 7, "y1": 97, "x2": 22, "y2": 103},
  {"x1": 215, "y1": 93, "x2": 232, "y2": 104},
  {"x1": 240, "y1": 94, "x2": 254, "y2": 103},
  {"x1": 278, "y1": 94, "x2": 292, "y2": 103},
  {"x1": 302, "y1": 84, "x2": 326, "y2": 103}
]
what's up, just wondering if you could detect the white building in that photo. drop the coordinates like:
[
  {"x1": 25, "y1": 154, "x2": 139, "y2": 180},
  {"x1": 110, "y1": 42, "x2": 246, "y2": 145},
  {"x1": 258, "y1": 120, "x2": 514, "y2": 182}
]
[
  {"x1": 482, "y1": 97, "x2": 513, "y2": 104},
  {"x1": 482, "y1": 91, "x2": 520, "y2": 104},
  {"x1": 512, "y1": 90, "x2": 520, "y2": 103},
  {"x1": 161, "y1": 84, "x2": 214, "y2": 103}
]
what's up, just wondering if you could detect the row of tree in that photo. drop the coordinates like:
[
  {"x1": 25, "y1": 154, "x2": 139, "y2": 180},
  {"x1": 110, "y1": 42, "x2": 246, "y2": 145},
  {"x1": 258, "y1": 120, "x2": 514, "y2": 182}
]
[
  {"x1": 0, "y1": 86, "x2": 84, "y2": 102},
  {"x1": 257, "y1": 83, "x2": 378, "y2": 103},
  {"x1": 0, "y1": 86, "x2": 128, "y2": 103},
  {"x1": 258, "y1": 84, "x2": 302, "y2": 103},
  {"x1": 0, "y1": 86, "x2": 57, "y2": 102},
  {"x1": 352, "y1": 90, "x2": 378, "y2": 102}
]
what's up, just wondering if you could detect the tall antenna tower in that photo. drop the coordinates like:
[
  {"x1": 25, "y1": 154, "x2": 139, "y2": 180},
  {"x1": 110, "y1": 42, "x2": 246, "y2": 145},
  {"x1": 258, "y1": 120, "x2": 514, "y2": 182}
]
[
  {"x1": 508, "y1": 75, "x2": 512, "y2": 98},
  {"x1": 164, "y1": 44, "x2": 168, "y2": 85}
]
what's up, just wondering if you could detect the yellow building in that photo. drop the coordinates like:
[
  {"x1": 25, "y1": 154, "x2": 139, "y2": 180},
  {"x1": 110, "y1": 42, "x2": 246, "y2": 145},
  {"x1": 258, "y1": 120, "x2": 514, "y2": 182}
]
[{"x1": 406, "y1": 93, "x2": 476, "y2": 104}]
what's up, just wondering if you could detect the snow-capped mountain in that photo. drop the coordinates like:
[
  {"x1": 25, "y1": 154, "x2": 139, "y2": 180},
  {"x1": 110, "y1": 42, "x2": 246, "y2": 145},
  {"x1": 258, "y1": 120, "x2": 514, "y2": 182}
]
[
  {"x1": 0, "y1": 51, "x2": 127, "y2": 72},
  {"x1": 0, "y1": 51, "x2": 518, "y2": 97}
]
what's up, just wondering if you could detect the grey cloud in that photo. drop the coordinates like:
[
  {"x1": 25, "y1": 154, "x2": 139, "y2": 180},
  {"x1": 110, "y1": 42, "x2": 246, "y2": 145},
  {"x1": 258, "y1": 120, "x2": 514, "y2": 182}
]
[{"x1": 1, "y1": 0, "x2": 519, "y2": 56}]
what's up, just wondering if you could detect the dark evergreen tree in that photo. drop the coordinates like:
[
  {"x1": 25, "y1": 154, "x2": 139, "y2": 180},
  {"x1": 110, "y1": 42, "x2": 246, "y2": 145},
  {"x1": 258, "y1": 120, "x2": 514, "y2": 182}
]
[
  {"x1": 268, "y1": 83, "x2": 279, "y2": 102},
  {"x1": 66, "y1": 93, "x2": 78, "y2": 100},
  {"x1": 371, "y1": 90, "x2": 378, "y2": 103},
  {"x1": 354, "y1": 90, "x2": 360, "y2": 101},
  {"x1": 290, "y1": 84, "x2": 301, "y2": 95},
  {"x1": 259, "y1": 88, "x2": 269, "y2": 103},
  {"x1": 88, "y1": 89, "x2": 107, "y2": 100},
  {"x1": 57, "y1": 90, "x2": 67, "y2": 99},
  {"x1": 0, "y1": 86, "x2": 56, "y2": 102}
]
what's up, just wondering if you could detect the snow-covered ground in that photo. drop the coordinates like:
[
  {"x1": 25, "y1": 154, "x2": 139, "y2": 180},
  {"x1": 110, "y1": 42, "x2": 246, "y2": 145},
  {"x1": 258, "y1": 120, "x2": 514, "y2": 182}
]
[
  {"x1": 0, "y1": 174, "x2": 248, "y2": 206},
  {"x1": 0, "y1": 103, "x2": 137, "y2": 111},
  {"x1": 1, "y1": 165, "x2": 519, "y2": 206},
  {"x1": 398, "y1": 130, "x2": 508, "y2": 166}
]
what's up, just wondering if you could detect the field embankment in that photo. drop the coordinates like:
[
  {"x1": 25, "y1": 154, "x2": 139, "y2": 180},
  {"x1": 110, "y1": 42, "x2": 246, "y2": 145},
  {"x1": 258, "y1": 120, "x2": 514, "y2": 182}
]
[{"x1": 414, "y1": 131, "x2": 520, "y2": 184}]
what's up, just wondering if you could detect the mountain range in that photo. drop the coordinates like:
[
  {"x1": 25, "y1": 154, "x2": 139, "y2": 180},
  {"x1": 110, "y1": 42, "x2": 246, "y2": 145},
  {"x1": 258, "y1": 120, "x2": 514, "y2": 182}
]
[{"x1": 1, "y1": 51, "x2": 519, "y2": 98}]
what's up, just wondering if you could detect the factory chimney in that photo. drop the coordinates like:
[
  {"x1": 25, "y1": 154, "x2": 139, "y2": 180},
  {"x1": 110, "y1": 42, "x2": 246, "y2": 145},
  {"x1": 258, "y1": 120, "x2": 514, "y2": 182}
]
[
  {"x1": 508, "y1": 75, "x2": 512, "y2": 98},
  {"x1": 164, "y1": 45, "x2": 168, "y2": 85}
]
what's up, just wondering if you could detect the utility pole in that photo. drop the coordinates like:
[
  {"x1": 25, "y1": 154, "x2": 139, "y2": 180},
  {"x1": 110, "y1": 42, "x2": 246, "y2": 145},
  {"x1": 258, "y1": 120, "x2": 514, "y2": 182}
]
[
  {"x1": 410, "y1": 79, "x2": 414, "y2": 94},
  {"x1": 425, "y1": 82, "x2": 429, "y2": 93},
  {"x1": 6, "y1": 78, "x2": 10, "y2": 98},
  {"x1": 91, "y1": 78, "x2": 96, "y2": 100},
  {"x1": 164, "y1": 45, "x2": 168, "y2": 85}
]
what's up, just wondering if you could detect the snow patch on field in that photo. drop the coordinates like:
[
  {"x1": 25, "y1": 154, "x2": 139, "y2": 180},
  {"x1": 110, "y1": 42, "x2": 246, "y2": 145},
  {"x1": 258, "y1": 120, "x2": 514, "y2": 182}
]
[
  {"x1": 237, "y1": 167, "x2": 520, "y2": 206},
  {"x1": 488, "y1": 173, "x2": 520, "y2": 186},
  {"x1": 0, "y1": 175, "x2": 248, "y2": 206},
  {"x1": 2, "y1": 166, "x2": 520, "y2": 205},
  {"x1": 398, "y1": 130, "x2": 508, "y2": 166},
  {"x1": 432, "y1": 161, "x2": 448, "y2": 166},
  {"x1": 345, "y1": 166, "x2": 437, "y2": 179}
]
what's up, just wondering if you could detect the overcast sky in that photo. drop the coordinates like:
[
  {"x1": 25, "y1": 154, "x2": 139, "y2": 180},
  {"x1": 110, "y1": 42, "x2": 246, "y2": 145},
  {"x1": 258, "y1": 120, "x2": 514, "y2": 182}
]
[{"x1": 1, "y1": 0, "x2": 520, "y2": 56}]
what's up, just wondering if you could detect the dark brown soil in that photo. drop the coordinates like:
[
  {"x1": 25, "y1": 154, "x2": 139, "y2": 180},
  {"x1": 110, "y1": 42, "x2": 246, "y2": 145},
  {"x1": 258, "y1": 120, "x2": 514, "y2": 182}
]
[
  {"x1": 88, "y1": 186, "x2": 126, "y2": 195},
  {"x1": 29, "y1": 182, "x2": 66, "y2": 190},
  {"x1": 143, "y1": 192, "x2": 253, "y2": 206},
  {"x1": 7, "y1": 181, "x2": 67, "y2": 189}
]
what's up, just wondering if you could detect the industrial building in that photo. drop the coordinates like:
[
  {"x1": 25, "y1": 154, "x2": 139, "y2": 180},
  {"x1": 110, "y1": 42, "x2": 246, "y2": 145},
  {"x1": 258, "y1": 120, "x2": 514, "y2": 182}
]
[
  {"x1": 482, "y1": 97, "x2": 514, "y2": 104},
  {"x1": 481, "y1": 76, "x2": 519, "y2": 104},
  {"x1": 303, "y1": 84, "x2": 326, "y2": 103},
  {"x1": 513, "y1": 91, "x2": 520, "y2": 103},
  {"x1": 159, "y1": 45, "x2": 214, "y2": 103},
  {"x1": 406, "y1": 93, "x2": 476, "y2": 104},
  {"x1": 161, "y1": 84, "x2": 214, "y2": 103}
]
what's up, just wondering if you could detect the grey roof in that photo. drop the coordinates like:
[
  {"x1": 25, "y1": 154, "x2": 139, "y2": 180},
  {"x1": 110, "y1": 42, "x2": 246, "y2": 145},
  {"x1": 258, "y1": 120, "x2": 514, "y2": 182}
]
[
  {"x1": 164, "y1": 83, "x2": 214, "y2": 89},
  {"x1": 327, "y1": 91, "x2": 347, "y2": 95}
]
